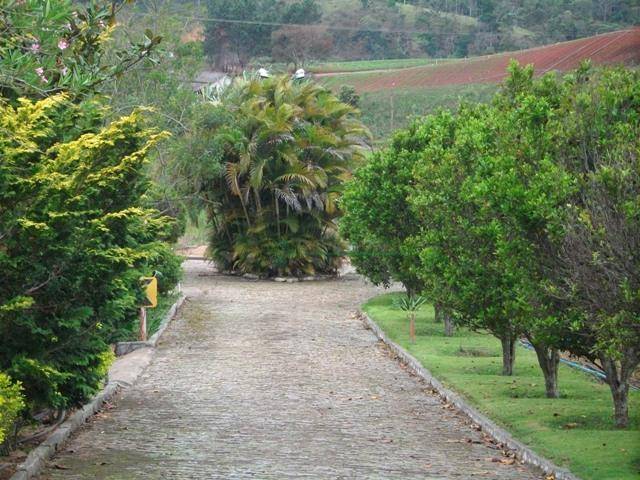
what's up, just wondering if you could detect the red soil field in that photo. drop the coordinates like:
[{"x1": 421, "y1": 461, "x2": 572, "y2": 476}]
[{"x1": 333, "y1": 28, "x2": 640, "y2": 92}]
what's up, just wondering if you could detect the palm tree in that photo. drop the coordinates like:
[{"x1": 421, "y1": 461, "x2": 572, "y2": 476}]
[{"x1": 198, "y1": 74, "x2": 370, "y2": 276}]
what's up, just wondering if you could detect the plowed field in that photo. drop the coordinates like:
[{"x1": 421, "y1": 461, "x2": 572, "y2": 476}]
[{"x1": 323, "y1": 28, "x2": 640, "y2": 92}]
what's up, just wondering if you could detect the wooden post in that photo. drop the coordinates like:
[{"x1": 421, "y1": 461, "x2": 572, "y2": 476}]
[{"x1": 139, "y1": 307, "x2": 147, "y2": 341}]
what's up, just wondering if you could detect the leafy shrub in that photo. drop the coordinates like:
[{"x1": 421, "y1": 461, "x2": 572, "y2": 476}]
[
  {"x1": 0, "y1": 372, "x2": 25, "y2": 447},
  {"x1": 183, "y1": 75, "x2": 370, "y2": 277},
  {"x1": 0, "y1": 96, "x2": 180, "y2": 410}
]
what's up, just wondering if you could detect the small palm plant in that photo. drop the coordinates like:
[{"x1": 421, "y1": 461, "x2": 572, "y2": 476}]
[{"x1": 393, "y1": 294, "x2": 428, "y2": 343}]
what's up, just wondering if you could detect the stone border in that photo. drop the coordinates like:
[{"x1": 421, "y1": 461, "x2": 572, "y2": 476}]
[
  {"x1": 115, "y1": 294, "x2": 187, "y2": 356},
  {"x1": 11, "y1": 296, "x2": 188, "y2": 480},
  {"x1": 361, "y1": 312, "x2": 581, "y2": 480},
  {"x1": 243, "y1": 273, "x2": 336, "y2": 282},
  {"x1": 10, "y1": 384, "x2": 122, "y2": 480}
]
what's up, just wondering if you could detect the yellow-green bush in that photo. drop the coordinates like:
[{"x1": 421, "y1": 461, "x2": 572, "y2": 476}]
[{"x1": 0, "y1": 372, "x2": 25, "y2": 446}]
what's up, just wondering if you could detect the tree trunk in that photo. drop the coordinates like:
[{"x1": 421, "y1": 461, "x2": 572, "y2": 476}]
[
  {"x1": 443, "y1": 311, "x2": 454, "y2": 337},
  {"x1": 274, "y1": 194, "x2": 281, "y2": 237},
  {"x1": 409, "y1": 313, "x2": 416, "y2": 344},
  {"x1": 600, "y1": 353, "x2": 638, "y2": 428},
  {"x1": 500, "y1": 333, "x2": 516, "y2": 376},
  {"x1": 434, "y1": 303, "x2": 442, "y2": 323},
  {"x1": 531, "y1": 340, "x2": 560, "y2": 398}
]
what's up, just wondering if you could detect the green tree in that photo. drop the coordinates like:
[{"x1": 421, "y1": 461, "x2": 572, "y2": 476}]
[
  {"x1": 474, "y1": 61, "x2": 640, "y2": 420},
  {"x1": 463, "y1": 63, "x2": 576, "y2": 397},
  {"x1": 394, "y1": 294, "x2": 428, "y2": 343},
  {"x1": 338, "y1": 85, "x2": 360, "y2": 108},
  {"x1": 204, "y1": 0, "x2": 279, "y2": 68},
  {"x1": 0, "y1": 96, "x2": 180, "y2": 410},
  {"x1": 281, "y1": 0, "x2": 322, "y2": 24},
  {"x1": 341, "y1": 119, "x2": 434, "y2": 295},
  {"x1": 410, "y1": 106, "x2": 525, "y2": 375},
  {"x1": 182, "y1": 75, "x2": 370, "y2": 277},
  {"x1": 540, "y1": 65, "x2": 640, "y2": 427}
]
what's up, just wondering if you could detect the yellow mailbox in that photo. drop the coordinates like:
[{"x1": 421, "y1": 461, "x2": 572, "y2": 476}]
[{"x1": 140, "y1": 276, "x2": 158, "y2": 308}]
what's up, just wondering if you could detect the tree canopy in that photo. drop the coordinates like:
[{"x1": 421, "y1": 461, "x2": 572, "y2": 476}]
[{"x1": 342, "y1": 62, "x2": 640, "y2": 426}]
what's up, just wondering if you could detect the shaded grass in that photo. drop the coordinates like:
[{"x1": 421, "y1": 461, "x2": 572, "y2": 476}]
[
  {"x1": 146, "y1": 292, "x2": 180, "y2": 338},
  {"x1": 363, "y1": 292, "x2": 640, "y2": 480}
]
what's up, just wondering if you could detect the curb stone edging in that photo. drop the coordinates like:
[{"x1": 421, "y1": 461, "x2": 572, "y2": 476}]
[
  {"x1": 10, "y1": 383, "x2": 121, "y2": 480},
  {"x1": 115, "y1": 294, "x2": 187, "y2": 356},
  {"x1": 361, "y1": 312, "x2": 581, "y2": 480},
  {"x1": 11, "y1": 295, "x2": 188, "y2": 480}
]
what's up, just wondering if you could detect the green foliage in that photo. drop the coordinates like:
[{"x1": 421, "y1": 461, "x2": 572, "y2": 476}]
[
  {"x1": 0, "y1": 0, "x2": 162, "y2": 102},
  {"x1": 204, "y1": 0, "x2": 278, "y2": 64},
  {"x1": 408, "y1": 103, "x2": 525, "y2": 375},
  {"x1": 180, "y1": 75, "x2": 370, "y2": 277},
  {"x1": 0, "y1": 96, "x2": 181, "y2": 410},
  {"x1": 0, "y1": 372, "x2": 25, "y2": 447},
  {"x1": 103, "y1": 1, "x2": 207, "y2": 241},
  {"x1": 345, "y1": 61, "x2": 640, "y2": 425},
  {"x1": 341, "y1": 119, "x2": 439, "y2": 292},
  {"x1": 393, "y1": 294, "x2": 427, "y2": 312}
]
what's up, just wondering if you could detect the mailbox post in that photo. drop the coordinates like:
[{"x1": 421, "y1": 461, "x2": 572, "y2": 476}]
[{"x1": 139, "y1": 276, "x2": 158, "y2": 341}]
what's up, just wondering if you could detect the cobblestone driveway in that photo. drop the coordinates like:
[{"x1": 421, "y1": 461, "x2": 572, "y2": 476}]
[{"x1": 40, "y1": 260, "x2": 541, "y2": 479}]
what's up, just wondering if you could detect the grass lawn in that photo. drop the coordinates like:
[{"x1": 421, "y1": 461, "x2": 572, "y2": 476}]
[
  {"x1": 363, "y1": 292, "x2": 640, "y2": 480},
  {"x1": 146, "y1": 292, "x2": 181, "y2": 338}
]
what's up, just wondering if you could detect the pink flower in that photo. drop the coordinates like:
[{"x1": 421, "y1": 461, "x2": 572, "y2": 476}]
[
  {"x1": 58, "y1": 39, "x2": 69, "y2": 50},
  {"x1": 60, "y1": 66, "x2": 68, "y2": 76},
  {"x1": 35, "y1": 67, "x2": 48, "y2": 83},
  {"x1": 30, "y1": 43, "x2": 40, "y2": 53}
]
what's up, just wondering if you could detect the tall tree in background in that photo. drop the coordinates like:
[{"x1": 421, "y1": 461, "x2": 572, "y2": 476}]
[
  {"x1": 271, "y1": 27, "x2": 333, "y2": 68},
  {"x1": 204, "y1": 0, "x2": 321, "y2": 70},
  {"x1": 204, "y1": 0, "x2": 279, "y2": 70}
]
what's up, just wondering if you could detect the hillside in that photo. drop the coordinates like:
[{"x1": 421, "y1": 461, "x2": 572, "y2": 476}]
[
  {"x1": 319, "y1": 28, "x2": 640, "y2": 92},
  {"x1": 313, "y1": 0, "x2": 639, "y2": 59},
  {"x1": 317, "y1": 28, "x2": 640, "y2": 141},
  {"x1": 204, "y1": 0, "x2": 640, "y2": 69}
]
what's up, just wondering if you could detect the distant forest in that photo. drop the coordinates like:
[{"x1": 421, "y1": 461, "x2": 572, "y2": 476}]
[{"x1": 202, "y1": 0, "x2": 639, "y2": 69}]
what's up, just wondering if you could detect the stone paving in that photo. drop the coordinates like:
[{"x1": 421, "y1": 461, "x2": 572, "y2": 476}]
[{"x1": 40, "y1": 260, "x2": 542, "y2": 479}]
